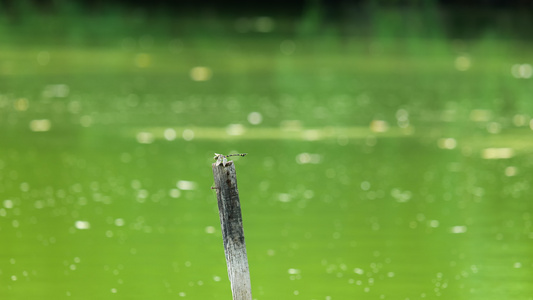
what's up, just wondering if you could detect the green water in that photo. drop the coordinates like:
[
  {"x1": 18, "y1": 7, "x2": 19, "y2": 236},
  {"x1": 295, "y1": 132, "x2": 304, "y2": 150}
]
[{"x1": 1, "y1": 12, "x2": 533, "y2": 300}]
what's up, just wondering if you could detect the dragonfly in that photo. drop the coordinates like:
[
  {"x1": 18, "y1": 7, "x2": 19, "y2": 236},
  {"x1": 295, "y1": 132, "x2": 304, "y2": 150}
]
[{"x1": 214, "y1": 153, "x2": 247, "y2": 167}]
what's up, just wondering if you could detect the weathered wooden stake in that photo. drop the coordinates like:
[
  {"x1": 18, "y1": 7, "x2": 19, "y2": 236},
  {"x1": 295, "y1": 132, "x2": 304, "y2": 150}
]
[{"x1": 212, "y1": 160, "x2": 252, "y2": 300}]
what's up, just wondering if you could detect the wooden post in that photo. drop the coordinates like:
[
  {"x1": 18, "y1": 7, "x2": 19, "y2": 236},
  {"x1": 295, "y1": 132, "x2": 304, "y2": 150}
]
[{"x1": 212, "y1": 160, "x2": 252, "y2": 300}]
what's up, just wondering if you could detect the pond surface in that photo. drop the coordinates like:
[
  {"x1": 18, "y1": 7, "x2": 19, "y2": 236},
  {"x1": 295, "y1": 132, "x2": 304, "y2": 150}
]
[{"x1": 1, "y1": 16, "x2": 533, "y2": 300}]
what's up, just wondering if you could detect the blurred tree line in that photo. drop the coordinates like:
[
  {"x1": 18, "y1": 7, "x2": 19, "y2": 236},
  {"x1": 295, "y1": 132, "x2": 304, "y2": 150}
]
[{"x1": 0, "y1": 0, "x2": 532, "y2": 40}]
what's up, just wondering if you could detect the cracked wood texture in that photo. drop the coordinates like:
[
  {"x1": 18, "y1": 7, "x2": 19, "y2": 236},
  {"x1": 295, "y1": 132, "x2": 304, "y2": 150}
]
[{"x1": 212, "y1": 161, "x2": 252, "y2": 300}]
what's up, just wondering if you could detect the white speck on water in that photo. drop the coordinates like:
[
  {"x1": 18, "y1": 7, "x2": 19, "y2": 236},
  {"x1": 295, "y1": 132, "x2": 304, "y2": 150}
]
[
  {"x1": 136, "y1": 189, "x2": 149, "y2": 202},
  {"x1": 226, "y1": 124, "x2": 245, "y2": 136},
  {"x1": 505, "y1": 166, "x2": 517, "y2": 176},
  {"x1": 387, "y1": 271, "x2": 395, "y2": 278},
  {"x1": 470, "y1": 265, "x2": 478, "y2": 273},
  {"x1": 247, "y1": 112, "x2": 263, "y2": 125},
  {"x1": 14, "y1": 97, "x2": 29, "y2": 111},
  {"x1": 470, "y1": 109, "x2": 491, "y2": 122},
  {"x1": 513, "y1": 114, "x2": 528, "y2": 126},
  {"x1": 303, "y1": 129, "x2": 320, "y2": 141},
  {"x1": 178, "y1": 292, "x2": 186, "y2": 297},
  {"x1": 288, "y1": 268, "x2": 300, "y2": 275},
  {"x1": 354, "y1": 268, "x2": 364, "y2": 275},
  {"x1": 391, "y1": 189, "x2": 411, "y2": 203},
  {"x1": 296, "y1": 153, "x2": 321, "y2": 164},
  {"x1": 361, "y1": 181, "x2": 371, "y2": 191},
  {"x1": 370, "y1": 120, "x2": 389, "y2": 133},
  {"x1": 438, "y1": 138, "x2": 457, "y2": 149},
  {"x1": 177, "y1": 180, "x2": 197, "y2": 191},
  {"x1": 293, "y1": 290, "x2": 299, "y2": 295},
  {"x1": 3, "y1": 199, "x2": 13, "y2": 209},
  {"x1": 511, "y1": 63, "x2": 532, "y2": 79},
  {"x1": 114, "y1": 218, "x2": 125, "y2": 226},
  {"x1": 75, "y1": 220, "x2": 91, "y2": 230},
  {"x1": 169, "y1": 189, "x2": 181, "y2": 198},
  {"x1": 396, "y1": 108, "x2": 410, "y2": 128},
  {"x1": 34, "y1": 200, "x2": 44, "y2": 209},
  {"x1": 110, "y1": 288, "x2": 117, "y2": 294},
  {"x1": 213, "y1": 276, "x2": 221, "y2": 282},
  {"x1": 514, "y1": 262, "x2": 522, "y2": 268},
  {"x1": 137, "y1": 188, "x2": 149, "y2": 198},
  {"x1": 11, "y1": 275, "x2": 17, "y2": 281},
  {"x1": 43, "y1": 84, "x2": 69, "y2": 98},
  {"x1": 280, "y1": 40, "x2": 296, "y2": 55},
  {"x1": 277, "y1": 193, "x2": 291, "y2": 202},
  {"x1": 80, "y1": 115, "x2": 92, "y2": 127},
  {"x1": 429, "y1": 220, "x2": 440, "y2": 228},
  {"x1": 20, "y1": 182, "x2": 30, "y2": 192},
  {"x1": 182, "y1": 129, "x2": 194, "y2": 141},
  {"x1": 455, "y1": 55, "x2": 471, "y2": 71},
  {"x1": 205, "y1": 226, "x2": 216, "y2": 234},
  {"x1": 450, "y1": 225, "x2": 467, "y2": 234},
  {"x1": 280, "y1": 120, "x2": 302, "y2": 131},
  {"x1": 131, "y1": 180, "x2": 142, "y2": 189},
  {"x1": 29, "y1": 119, "x2": 51, "y2": 132},
  {"x1": 482, "y1": 148, "x2": 514, "y2": 159},
  {"x1": 136, "y1": 132, "x2": 154, "y2": 144},
  {"x1": 486, "y1": 122, "x2": 502, "y2": 134},
  {"x1": 164, "y1": 128, "x2": 177, "y2": 141},
  {"x1": 190, "y1": 66, "x2": 212, "y2": 81}
]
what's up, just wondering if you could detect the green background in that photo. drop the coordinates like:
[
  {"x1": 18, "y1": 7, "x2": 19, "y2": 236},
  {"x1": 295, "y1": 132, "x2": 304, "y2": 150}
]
[{"x1": 1, "y1": 2, "x2": 532, "y2": 299}]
